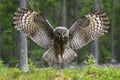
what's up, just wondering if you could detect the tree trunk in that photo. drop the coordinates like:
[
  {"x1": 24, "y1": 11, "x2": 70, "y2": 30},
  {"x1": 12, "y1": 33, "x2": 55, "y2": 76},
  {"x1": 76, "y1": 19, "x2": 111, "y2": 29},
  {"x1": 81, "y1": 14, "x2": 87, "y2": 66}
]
[
  {"x1": 61, "y1": 0, "x2": 66, "y2": 26},
  {"x1": 111, "y1": 0, "x2": 116, "y2": 63},
  {"x1": 73, "y1": 0, "x2": 77, "y2": 19},
  {"x1": 53, "y1": 4, "x2": 57, "y2": 25},
  {"x1": 0, "y1": 17, "x2": 1, "y2": 59},
  {"x1": 61, "y1": 0, "x2": 67, "y2": 68},
  {"x1": 29, "y1": 40, "x2": 34, "y2": 60},
  {"x1": 73, "y1": 0, "x2": 78, "y2": 62},
  {"x1": 19, "y1": 0, "x2": 28, "y2": 73},
  {"x1": 91, "y1": 0, "x2": 99, "y2": 65},
  {"x1": 0, "y1": 0, "x2": 1, "y2": 59},
  {"x1": 14, "y1": 30, "x2": 20, "y2": 58}
]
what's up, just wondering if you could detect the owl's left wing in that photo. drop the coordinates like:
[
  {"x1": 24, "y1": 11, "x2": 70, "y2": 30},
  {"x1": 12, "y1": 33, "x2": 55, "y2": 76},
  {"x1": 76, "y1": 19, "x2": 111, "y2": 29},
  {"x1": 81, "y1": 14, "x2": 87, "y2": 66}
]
[
  {"x1": 69, "y1": 11, "x2": 109, "y2": 50},
  {"x1": 13, "y1": 8, "x2": 54, "y2": 49}
]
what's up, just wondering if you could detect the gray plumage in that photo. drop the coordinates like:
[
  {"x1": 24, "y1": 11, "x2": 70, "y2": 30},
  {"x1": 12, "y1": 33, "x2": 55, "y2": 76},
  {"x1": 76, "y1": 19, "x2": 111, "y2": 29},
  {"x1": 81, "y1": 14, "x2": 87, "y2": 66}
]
[{"x1": 13, "y1": 8, "x2": 109, "y2": 66}]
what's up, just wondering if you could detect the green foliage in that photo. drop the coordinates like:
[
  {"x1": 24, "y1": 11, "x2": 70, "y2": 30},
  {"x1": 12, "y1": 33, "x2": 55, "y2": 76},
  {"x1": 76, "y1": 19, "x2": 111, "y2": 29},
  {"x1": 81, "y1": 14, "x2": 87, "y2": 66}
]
[
  {"x1": 99, "y1": 45, "x2": 111, "y2": 63},
  {"x1": 28, "y1": 59, "x2": 39, "y2": 73},
  {"x1": 85, "y1": 54, "x2": 96, "y2": 68},
  {"x1": 77, "y1": 45, "x2": 90, "y2": 63},
  {"x1": 30, "y1": 48, "x2": 46, "y2": 67},
  {"x1": 0, "y1": 59, "x2": 4, "y2": 68},
  {"x1": 0, "y1": 0, "x2": 19, "y2": 64},
  {"x1": 9, "y1": 58, "x2": 19, "y2": 67},
  {"x1": 0, "y1": 66, "x2": 120, "y2": 80},
  {"x1": 0, "y1": 68, "x2": 22, "y2": 80},
  {"x1": 1, "y1": 58, "x2": 120, "y2": 80}
]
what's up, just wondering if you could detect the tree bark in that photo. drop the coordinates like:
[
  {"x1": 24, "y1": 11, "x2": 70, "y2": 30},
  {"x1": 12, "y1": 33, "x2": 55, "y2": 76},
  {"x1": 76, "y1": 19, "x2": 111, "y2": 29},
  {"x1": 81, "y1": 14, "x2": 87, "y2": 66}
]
[
  {"x1": 111, "y1": 0, "x2": 116, "y2": 63},
  {"x1": 0, "y1": 0, "x2": 2, "y2": 59},
  {"x1": 0, "y1": 17, "x2": 1, "y2": 59},
  {"x1": 73, "y1": 0, "x2": 77, "y2": 19},
  {"x1": 29, "y1": 40, "x2": 34, "y2": 60},
  {"x1": 19, "y1": 0, "x2": 28, "y2": 73},
  {"x1": 91, "y1": 0, "x2": 99, "y2": 65},
  {"x1": 14, "y1": 30, "x2": 20, "y2": 58},
  {"x1": 61, "y1": 0, "x2": 67, "y2": 68},
  {"x1": 61, "y1": 0, "x2": 66, "y2": 26},
  {"x1": 73, "y1": 0, "x2": 78, "y2": 62}
]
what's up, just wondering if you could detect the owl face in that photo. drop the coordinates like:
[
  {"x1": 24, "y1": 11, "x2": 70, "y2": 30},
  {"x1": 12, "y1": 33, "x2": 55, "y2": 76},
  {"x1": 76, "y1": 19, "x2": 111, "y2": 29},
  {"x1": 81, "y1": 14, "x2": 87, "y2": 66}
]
[{"x1": 54, "y1": 27, "x2": 69, "y2": 38}]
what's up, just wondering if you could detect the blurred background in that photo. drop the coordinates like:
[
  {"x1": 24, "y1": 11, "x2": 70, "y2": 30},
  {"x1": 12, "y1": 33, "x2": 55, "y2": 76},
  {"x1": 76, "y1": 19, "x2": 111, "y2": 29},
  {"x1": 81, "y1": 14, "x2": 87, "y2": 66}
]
[{"x1": 0, "y1": 0, "x2": 119, "y2": 68}]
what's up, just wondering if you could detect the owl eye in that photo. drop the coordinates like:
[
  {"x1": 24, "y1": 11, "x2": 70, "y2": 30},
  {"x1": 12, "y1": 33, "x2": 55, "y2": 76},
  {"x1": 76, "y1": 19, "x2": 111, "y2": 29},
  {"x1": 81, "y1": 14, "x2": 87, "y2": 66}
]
[
  {"x1": 57, "y1": 31, "x2": 61, "y2": 35},
  {"x1": 62, "y1": 31, "x2": 66, "y2": 35},
  {"x1": 62, "y1": 30, "x2": 67, "y2": 35},
  {"x1": 55, "y1": 30, "x2": 61, "y2": 36}
]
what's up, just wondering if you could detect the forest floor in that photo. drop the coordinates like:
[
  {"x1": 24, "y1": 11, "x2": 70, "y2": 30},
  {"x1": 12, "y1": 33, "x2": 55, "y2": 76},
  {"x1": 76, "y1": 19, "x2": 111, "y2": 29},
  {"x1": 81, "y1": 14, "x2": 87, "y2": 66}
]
[
  {"x1": 0, "y1": 64, "x2": 120, "y2": 80},
  {"x1": 0, "y1": 56, "x2": 120, "y2": 80}
]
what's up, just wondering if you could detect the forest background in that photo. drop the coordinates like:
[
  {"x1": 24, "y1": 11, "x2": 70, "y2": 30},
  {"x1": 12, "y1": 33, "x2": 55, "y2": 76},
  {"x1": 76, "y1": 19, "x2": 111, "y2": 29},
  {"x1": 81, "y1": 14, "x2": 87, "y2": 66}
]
[{"x1": 0, "y1": 0, "x2": 119, "y2": 68}]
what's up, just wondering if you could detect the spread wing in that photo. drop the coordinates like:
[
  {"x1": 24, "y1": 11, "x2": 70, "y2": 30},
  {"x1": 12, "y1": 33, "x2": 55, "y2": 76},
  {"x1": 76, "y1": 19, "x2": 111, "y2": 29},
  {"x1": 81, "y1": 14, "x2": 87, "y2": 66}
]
[
  {"x1": 69, "y1": 11, "x2": 109, "y2": 50},
  {"x1": 13, "y1": 8, "x2": 54, "y2": 48}
]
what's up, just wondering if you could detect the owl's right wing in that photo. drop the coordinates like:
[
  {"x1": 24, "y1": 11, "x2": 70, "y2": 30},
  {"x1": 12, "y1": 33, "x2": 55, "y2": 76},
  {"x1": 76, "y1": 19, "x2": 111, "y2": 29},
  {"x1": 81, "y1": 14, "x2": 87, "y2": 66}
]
[
  {"x1": 13, "y1": 8, "x2": 54, "y2": 48},
  {"x1": 69, "y1": 11, "x2": 109, "y2": 50}
]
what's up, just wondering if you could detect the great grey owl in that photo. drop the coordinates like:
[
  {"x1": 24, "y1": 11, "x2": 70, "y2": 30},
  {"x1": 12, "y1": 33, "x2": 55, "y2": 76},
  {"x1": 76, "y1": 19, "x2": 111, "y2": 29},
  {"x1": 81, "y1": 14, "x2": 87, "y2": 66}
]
[{"x1": 13, "y1": 8, "x2": 109, "y2": 66}]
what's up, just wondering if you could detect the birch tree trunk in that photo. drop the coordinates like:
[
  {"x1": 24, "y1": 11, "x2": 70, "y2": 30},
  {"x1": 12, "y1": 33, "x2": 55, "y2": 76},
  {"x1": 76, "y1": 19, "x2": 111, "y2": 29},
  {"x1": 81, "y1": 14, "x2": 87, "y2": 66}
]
[{"x1": 19, "y1": 0, "x2": 28, "y2": 73}]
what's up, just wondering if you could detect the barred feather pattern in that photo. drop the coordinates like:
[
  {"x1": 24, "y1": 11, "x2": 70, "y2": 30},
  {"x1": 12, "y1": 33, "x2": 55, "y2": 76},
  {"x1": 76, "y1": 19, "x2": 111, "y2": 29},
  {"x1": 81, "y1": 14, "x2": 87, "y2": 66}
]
[
  {"x1": 13, "y1": 8, "x2": 54, "y2": 48},
  {"x1": 43, "y1": 47, "x2": 77, "y2": 65},
  {"x1": 69, "y1": 11, "x2": 109, "y2": 50},
  {"x1": 13, "y1": 8, "x2": 109, "y2": 66}
]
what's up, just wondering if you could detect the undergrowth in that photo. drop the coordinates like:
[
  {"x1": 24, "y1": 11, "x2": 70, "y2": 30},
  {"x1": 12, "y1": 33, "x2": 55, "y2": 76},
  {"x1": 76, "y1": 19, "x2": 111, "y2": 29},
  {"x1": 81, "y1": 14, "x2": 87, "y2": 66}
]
[{"x1": 0, "y1": 55, "x2": 120, "y2": 80}]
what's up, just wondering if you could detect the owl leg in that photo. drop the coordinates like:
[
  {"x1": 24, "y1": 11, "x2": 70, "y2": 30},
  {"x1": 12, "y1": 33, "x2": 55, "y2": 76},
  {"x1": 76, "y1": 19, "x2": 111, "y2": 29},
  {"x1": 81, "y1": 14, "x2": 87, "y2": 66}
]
[{"x1": 55, "y1": 63, "x2": 63, "y2": 76}]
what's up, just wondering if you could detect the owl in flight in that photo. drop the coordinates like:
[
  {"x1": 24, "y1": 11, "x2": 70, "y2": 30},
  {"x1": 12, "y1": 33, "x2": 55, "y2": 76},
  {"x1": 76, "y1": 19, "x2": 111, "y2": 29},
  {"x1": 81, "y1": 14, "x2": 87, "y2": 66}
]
[{"x1": 13, "y1": 8, "x2": 109, "y2": 66}]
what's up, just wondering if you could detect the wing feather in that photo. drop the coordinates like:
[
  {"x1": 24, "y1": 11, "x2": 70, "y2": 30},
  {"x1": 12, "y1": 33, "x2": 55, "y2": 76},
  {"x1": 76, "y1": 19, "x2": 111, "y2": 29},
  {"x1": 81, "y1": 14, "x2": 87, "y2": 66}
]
[
  {"x1": 13, "y1": 8, "x2": 54, "y2": 48},
  {"x1": 69, "y1": 11, "x2": 109, "y2": 50}
]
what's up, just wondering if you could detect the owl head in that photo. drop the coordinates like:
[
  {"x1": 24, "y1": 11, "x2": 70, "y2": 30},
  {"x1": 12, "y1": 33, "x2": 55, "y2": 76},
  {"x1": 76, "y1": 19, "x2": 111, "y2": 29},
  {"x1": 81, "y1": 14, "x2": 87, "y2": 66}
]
[{"x1": 54, "y1": 26, "x2": 69, "y2": 38}]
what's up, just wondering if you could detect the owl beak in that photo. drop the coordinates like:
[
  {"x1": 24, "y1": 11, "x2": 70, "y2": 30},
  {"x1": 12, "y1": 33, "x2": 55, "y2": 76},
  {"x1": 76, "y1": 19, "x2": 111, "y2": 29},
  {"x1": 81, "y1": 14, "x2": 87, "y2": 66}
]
[
  {"x1": 62, "y1": 35, "x2": 64, "y2": 38},
  {"x1": 61, "y1": 32, "x2": 64, "y2": 38}
]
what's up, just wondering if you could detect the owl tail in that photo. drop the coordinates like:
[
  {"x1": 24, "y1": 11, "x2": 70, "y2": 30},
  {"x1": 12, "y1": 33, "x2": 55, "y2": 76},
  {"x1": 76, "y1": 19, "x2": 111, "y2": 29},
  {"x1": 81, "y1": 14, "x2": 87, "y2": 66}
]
[
  {"x1": 43, "y1": 47, "x2": 56, "y2": 66},
  {"x1": 62, "y1": 47, "x2": 77, "y2": 63},
  {"x1": 43, "y1": 47, "x2": 77, "y2": 66}
]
